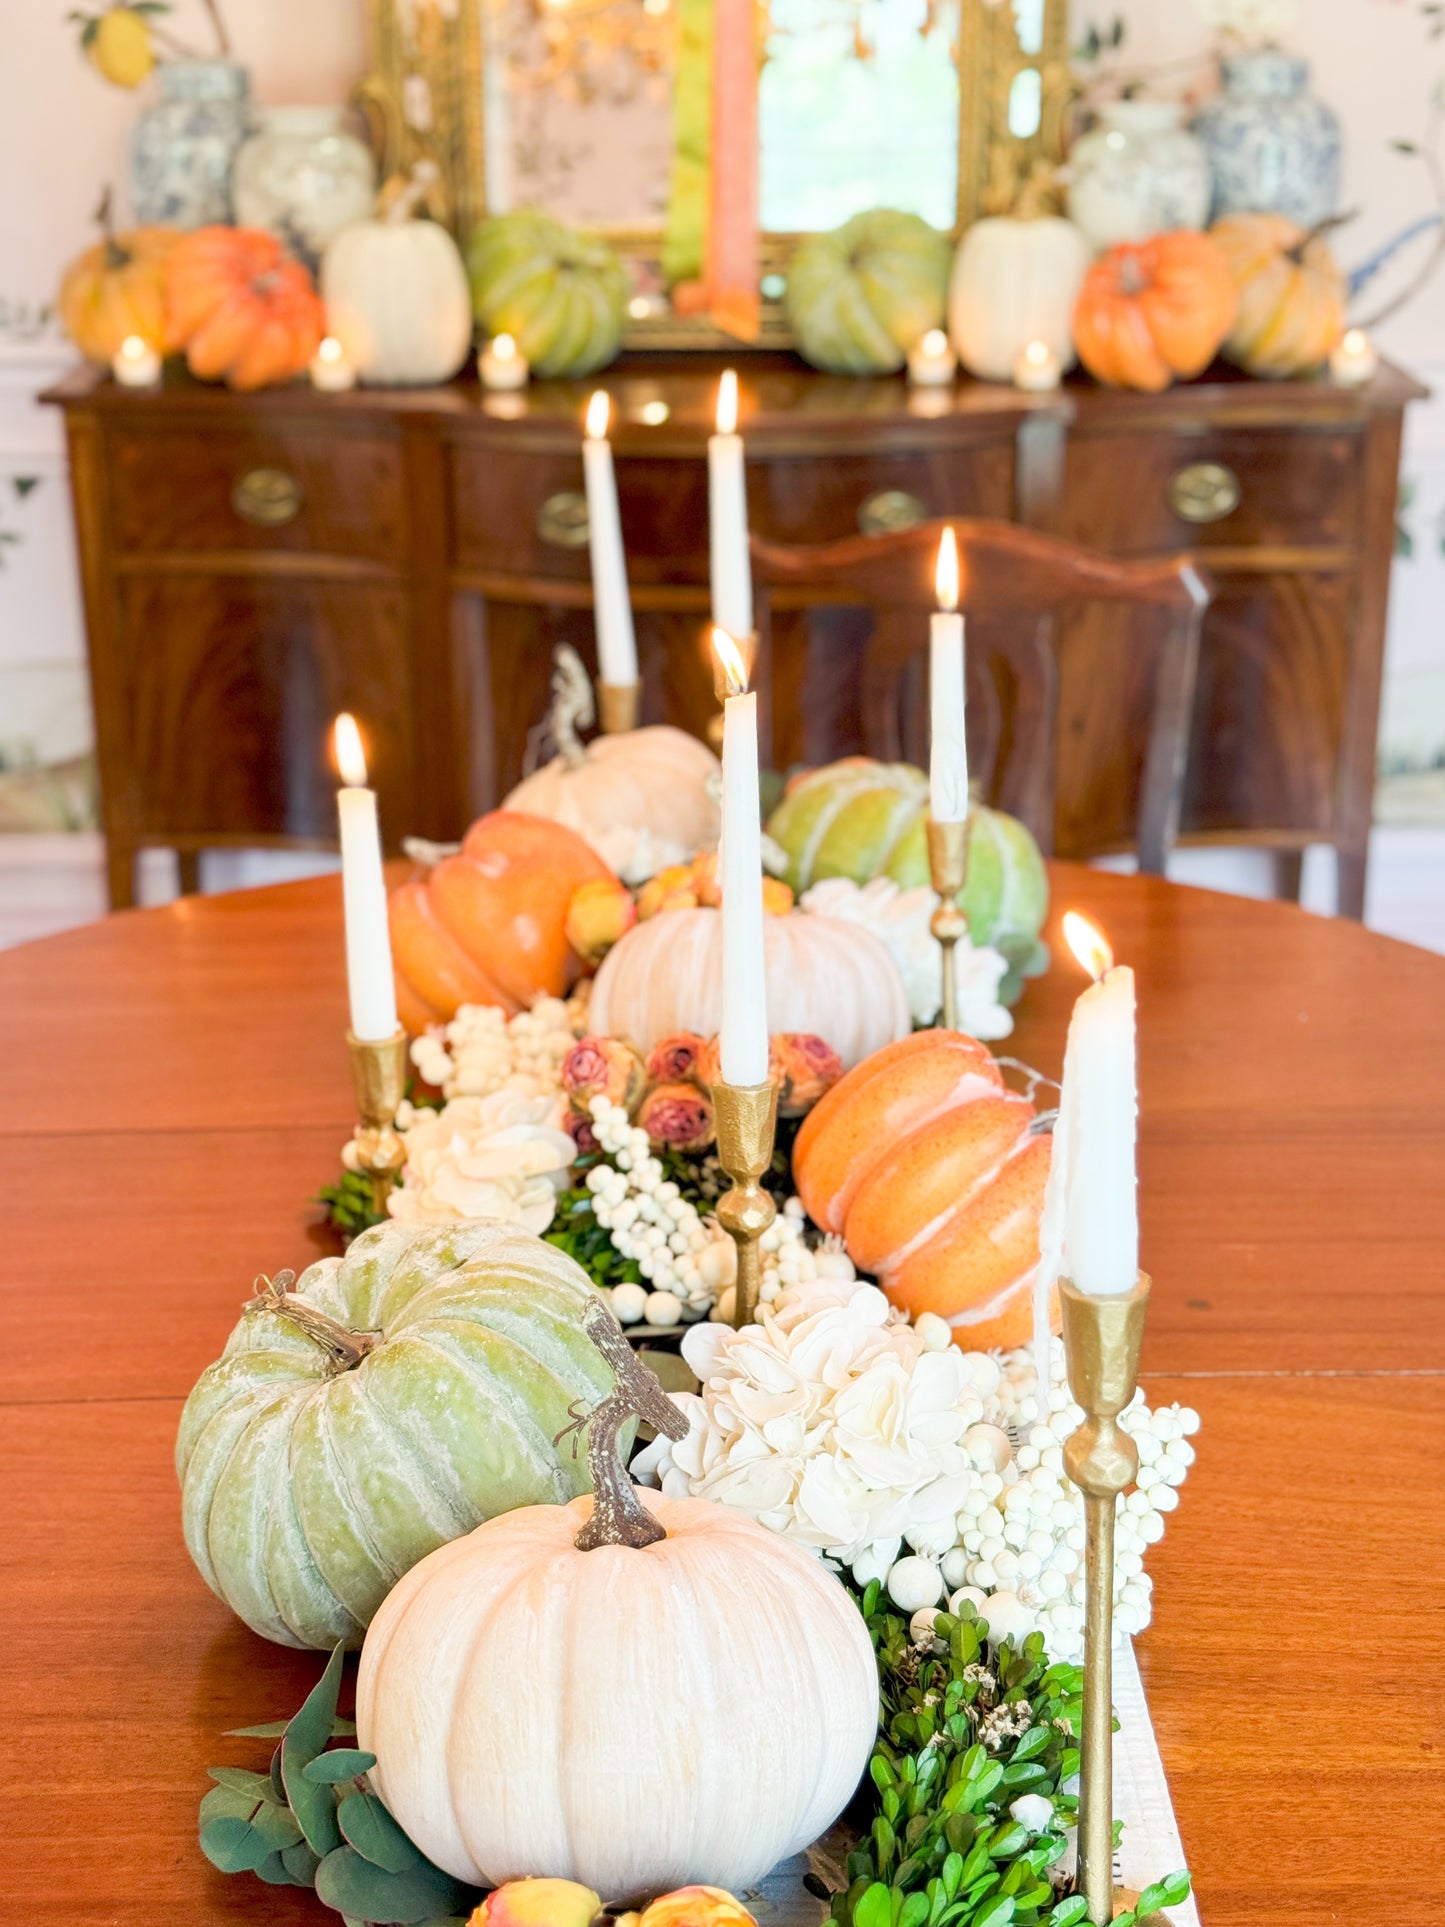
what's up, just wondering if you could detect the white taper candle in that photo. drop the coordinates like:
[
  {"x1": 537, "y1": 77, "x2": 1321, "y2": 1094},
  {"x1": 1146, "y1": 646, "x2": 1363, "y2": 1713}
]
[
  {"x1": 708, "y1": 368, "x2": 753, "y2": 641},
  {"x1": 713, "y1": 627, "x2": 769, "y2": 1086},
  {"x1": 582, "y1": 390, "x2": 639, "y2": 687},
  {"x1": 929, "y1": 526, "x2": 968, "y2": 823},
  {"x1": 333, "y1": 714, "x2": 399, "y2": 1043}
]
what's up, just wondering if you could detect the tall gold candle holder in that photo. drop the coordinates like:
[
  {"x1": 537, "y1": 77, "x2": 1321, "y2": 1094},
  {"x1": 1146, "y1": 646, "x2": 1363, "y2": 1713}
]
[
  {"x1": 347, "y1": 1028, "x2": 409, "y2": 1218},
  {"x1": 597, "y1": 680, "x2": 640, "y2": 734},
  {"x1": 711, "y1": 1079, "x2": 778, "y2": 1328},
  {"x1": 1059, "y1": 1272, "x2": 1152, "y2": 1927},
  {"x1": 927, "y1": 817, "x2": 970, "y2": 1031}
]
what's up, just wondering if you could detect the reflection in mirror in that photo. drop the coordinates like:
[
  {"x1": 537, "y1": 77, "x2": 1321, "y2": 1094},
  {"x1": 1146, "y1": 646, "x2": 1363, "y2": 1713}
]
[
  {"x1": 1008, "y1": 66, "x2": 1041, "y2": 139},
  {"x1": 1013, "y1": 0, "x2": 1043, "y2": 57},
  {"x1": 482, "y1": 0, "x2": 678, "y2": 226},
  {"x1": 759, "y1": 0, "x2": 961, "y2": 232}
]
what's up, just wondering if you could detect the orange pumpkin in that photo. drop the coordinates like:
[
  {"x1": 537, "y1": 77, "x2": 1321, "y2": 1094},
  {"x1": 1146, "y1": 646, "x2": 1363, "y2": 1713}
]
[
  {"x1": 163, "y1": 226, "x2": 325, "y2": 391},
  {"x1": 1072, "y1": 230, "x2": 1237, "y2": 392},
  {"x1": 390, "y1": 810, "x2": 613, "y2": 1027},
  {"x1": 793, "y1": 1030, "x2": 1053, "y2": 1349},
  {"x1": 1210, "y1": 212, "x2": 1347, "y2": 378},
  {"x1": 57, "y1": 191, "x2": 178, "y2": 364}
]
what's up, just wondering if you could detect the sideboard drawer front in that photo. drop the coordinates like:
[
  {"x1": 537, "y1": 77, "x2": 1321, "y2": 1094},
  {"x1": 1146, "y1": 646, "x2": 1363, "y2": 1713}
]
[
  {"x1": 1063, "y1": 426, "x2": 1360, "y2": 554},
  {"x1": 449, "y1": 440, "x2": 1016, "y2": 580},
  {"x1": 109, "y1": 426, "x2": 407, "y2": 560}
]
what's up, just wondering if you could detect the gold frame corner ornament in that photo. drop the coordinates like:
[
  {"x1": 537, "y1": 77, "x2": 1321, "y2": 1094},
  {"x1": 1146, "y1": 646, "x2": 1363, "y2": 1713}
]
[{"x1": 360, "y1": 0, "x2": 1070, "y2": 346}]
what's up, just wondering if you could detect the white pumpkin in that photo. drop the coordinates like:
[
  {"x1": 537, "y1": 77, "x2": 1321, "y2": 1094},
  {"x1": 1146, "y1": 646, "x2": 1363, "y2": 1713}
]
[
  {"x1": 504, "y1": 726, "x2": 720, "y2": 886},
  {"x1": 357, "y1": 1489, "x2": 878, "y2": 1897},
  {"x1": 948, "y1": 216, "x2": 1091, "y2": 381},
  {"x1": 322, "y1": 183, "x2": 473, "y2": 386},
  {"x1": 588, "y1": 905, "x2": 912, "y2": 1069}
]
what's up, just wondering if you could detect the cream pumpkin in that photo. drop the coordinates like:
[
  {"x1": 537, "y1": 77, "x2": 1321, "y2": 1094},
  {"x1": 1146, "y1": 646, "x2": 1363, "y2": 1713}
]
[
  {"x1": 948, "y1": 216, "x2": 1090, "y2": 381},
  {"x1": 504, "y1": 725, "x2": 720, "y2": 885},
  {"x1": 1211, "y1": 211, "x2": 1348, "y2": 378},
  {"x1": 587, "y1": 904, "x2": 911, "y2": 1070},
  {"x1": 176, "y1": 1221, "x2": 621, "y2": 1648},
  {"x1": 321, "y1": 174, "x2": 474, "y2": 386},
  {"x1": 357, "y1": 1303, "x2": 878, "y2": 1899},
  {"x1": 793, "y1": 1029, "x2": 1053, "y2": 1348}
]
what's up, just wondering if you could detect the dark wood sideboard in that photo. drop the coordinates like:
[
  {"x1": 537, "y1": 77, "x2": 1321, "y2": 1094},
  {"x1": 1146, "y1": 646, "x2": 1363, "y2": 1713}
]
[{"x1": 46, "y1": 353, "x2": 1424, "y2": 914}]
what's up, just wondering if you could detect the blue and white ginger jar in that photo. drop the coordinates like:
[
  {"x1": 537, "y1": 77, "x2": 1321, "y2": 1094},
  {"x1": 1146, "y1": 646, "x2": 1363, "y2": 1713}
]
[
  {"x1": 132, "y1": 59, "x2": 251, "y2": 229},
  {"x1": 1192, "y1": 49, "x2": 1342, "y2": 228}
]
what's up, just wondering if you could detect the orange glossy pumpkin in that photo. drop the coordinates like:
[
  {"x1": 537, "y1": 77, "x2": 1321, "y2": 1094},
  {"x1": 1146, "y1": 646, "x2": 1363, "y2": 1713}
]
[
  {"x1": 1072, "y1": 231, "x2": 1237, "y2": 392},
  {"x1": 793, "y1": 1030, "x2": 1053, "y2": 1349},
  {"x1": 163, "y1": 226, "x2": 325, "y2": 391},
  {"x1": 57, "y1": 193, "x2": 177, "y2": 364},
  {"x1": 1210, "y1": 212, "x2": 1347, "y2": 377},
  {"x1": 390, "y1": 810, "x2": 613, "y2": 1026}
]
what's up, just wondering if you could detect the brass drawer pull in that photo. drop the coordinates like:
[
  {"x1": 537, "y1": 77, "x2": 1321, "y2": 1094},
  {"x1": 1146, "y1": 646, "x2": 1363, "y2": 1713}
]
[
  {"x1": 537, "y1": 490, "x2": 591, "y2": 549},
  {"x1": 1167, "y1": 460, "x2": 1241, "y2": 525},
  {"x1": 858, "y1": 488, "x2": 926, "y2": 538},
  {"x1": 231, "y1": 467, "x2": 305, "y2": 528}
]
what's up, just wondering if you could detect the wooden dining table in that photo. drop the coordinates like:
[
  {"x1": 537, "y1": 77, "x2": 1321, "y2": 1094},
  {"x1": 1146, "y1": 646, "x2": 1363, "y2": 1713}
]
[{"x1": 3, "y1": 862, "x2": 1443, "y2": 1927}]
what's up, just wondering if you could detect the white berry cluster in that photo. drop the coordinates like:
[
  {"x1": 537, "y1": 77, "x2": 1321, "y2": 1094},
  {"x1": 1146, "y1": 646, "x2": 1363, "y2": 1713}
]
[
  {"x1": 582, "y1": 1096, "x2": 826, "y2": 1328},
  {"x1": 887, "y1": 1342, "x2": 1198, "y2": 1662},
  {"x1": 409, "y1": 996, "x2": 585, "y2": 1102}
]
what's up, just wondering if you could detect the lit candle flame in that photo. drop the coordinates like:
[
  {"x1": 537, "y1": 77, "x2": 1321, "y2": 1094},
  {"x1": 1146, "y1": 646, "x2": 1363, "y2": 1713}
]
[
  {"x1": 317, "y1": 336, "x2": 344, "y2": 366},
  {"x1": 935, "y1": 526, "x2": 960, "y2": 614},
  {"x1": 715, "y1": 367, "x2": 738, "y2": 436},
  {"x1": 711, "y1": 625, "x2": 749, "y2": 698},
  {"x1": 1342, "y1": 327, "x2": 1368, "y2": 357},
  {"x1": 334, "y1": 712, "x2": 368, "y2": 788},
  {"x1": 920, "y1": 328, "x2": 948, "y2": 356},
  {"x1": 1063, "y1": 910, "x2": 1113, "y2": 982},
  {"x1": 492, "y1": 332, "x2": 516, "y2": 361},
  {"x1": 1023, "y1": 339, "x2": 1050, "y2": 368},
  {"x1": 119, "y1": 334, "x2": 148, "y2": 360},
  {"x1": 585, "y1": 389, "x2": 610, "y2": 440}
]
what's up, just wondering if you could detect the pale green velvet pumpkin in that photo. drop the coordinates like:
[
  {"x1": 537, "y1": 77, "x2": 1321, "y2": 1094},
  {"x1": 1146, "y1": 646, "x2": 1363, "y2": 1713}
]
[{"x1": 176, "y1": 1220, "x2": 620, "y2": 1650}]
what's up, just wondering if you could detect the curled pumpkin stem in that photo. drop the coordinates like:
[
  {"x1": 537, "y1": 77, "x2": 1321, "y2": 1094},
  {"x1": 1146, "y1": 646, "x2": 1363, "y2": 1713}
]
[
  {"x1": 245, "y1": 1270, "x2": 377, "y2": 1372},
  {"x1": 558, "y1": 1298, "x2": 688, "y2": 1551}
]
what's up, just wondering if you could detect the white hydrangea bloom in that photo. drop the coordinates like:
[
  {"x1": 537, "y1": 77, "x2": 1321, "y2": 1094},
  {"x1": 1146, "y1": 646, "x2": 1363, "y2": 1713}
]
[
  {"x1": 799, "y1": 876, "x2": 1013, "y2": 1038},
  {"x1": 386, "y1": 1091, "x2": 575, "y2": 1233},
  {"x1": 1192, "y1": 0, "x2": 1296, "y2": 44},
  {"x1": 410, "y1": 995, "x2": 585, "y2": 1102}
]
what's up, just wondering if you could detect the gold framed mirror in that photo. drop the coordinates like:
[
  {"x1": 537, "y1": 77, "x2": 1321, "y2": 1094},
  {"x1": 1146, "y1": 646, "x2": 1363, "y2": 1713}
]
[{"x1": 360, "y1": 0, "x2": 1069, "y2": 346}]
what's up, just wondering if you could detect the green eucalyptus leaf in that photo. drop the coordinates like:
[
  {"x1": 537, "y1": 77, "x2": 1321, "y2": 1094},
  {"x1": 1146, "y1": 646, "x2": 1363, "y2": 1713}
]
[
  {"x1": 199, "y1": 1815, "x2": 272, "y2": 1875},
  {"x1": 270, "y1": 1742, "x2": 287, "y2": 1804},
  {"x1": 282, "y1": 1839, "x2": 323, "y2": 1885},
  {"x1": 305, "y1": 1748, "x2": 379, "y2": 1784},
  {"x1": 338, "y1": 1789, "x2": 422, "y2": 1872},
  {"x1": 226, "y1": 1720, "x2": 293, "y2": 1738},
  {"x1": 254, "y1": 1849, "x2": 297, "y2": 1885},
  {"x1": 200, "y1": 1783, "x2": 259, "y2": 1827},
  {"x1": 251, "y1": 1801, "x2": 305, "y2": 1853},
  {"x1": 206, "y1": 1766, "x2": 279, "y2": 1801},
  {"x1": 282, "y1": 1645, "x2": 347, "y2": 1857},
  {"x1": 315, "y1": 1845, "x2": 469, "y2": 1925}
]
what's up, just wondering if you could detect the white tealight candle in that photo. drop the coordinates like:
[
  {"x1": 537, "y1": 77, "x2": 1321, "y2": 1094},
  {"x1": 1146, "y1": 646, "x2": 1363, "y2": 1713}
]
[
  {"x1": 1014, "y1": 338, "x2": 1063, "y2": 393},
  {"x1": 712, "y1": 626, "x2": 769, "y2": 1087},
  {"x1": 708, "y1": 368, "x2": 753, "y2": 641},
  {"x1": 480, "y1": 331, "x2": 529, "y2": 391},
  {"x1": 908, "y1": 327, "x2": 957, "y2": 388},
  {"x1": 112, "y1": 334, "x2": 161, "y2": 388},
  {"x1": 1033, "y1": 911, "x2": 1138, "y2": 1378},
  {"x1": 310, "y1": 335, "x2": 356, "y2": 392},
  {"x1": 1330, "y1": 326, "x2": 1379, "y2": 387},
  {"x1": 929, "y1": 527, "x2": 968, "y2": 823},
  {"x1": 582, "y1": 390, "x2": 640, "y2": 688},
  {"x1": 333, "y1": 713, "x2": 399, "y2": 1043}
]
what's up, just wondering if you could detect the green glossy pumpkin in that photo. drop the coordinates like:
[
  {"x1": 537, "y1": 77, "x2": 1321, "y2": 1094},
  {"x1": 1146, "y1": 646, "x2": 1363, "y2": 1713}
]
[
  {"x1": 767, "y1": 757, "x2": 1050, "y2": 1003},
  {"x1": 785, "y1": 210, "x2": 951, "y2": 376},
  {"x1": 177, "y1": 1221, "x2": 620, "y2": 1649},
  {"x1": 467, "y1": 210, "x2": 626, "y2": 378}
]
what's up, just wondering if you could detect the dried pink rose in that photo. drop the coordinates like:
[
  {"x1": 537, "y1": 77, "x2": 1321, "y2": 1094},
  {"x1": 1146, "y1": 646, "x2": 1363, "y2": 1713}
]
[
  {"x1": 637, "y1": 1081, "x2": 716, "y2": 1153},
  {"x1": 561, "y1": 1035, "x2": 646, "y2": 1115},
  {"x1": 771, "y1": 1032, "x2": 843, "y2": 1116},
  {"x1": 565, "y1": 1110, "x2": 600, "y2": 1156},
  {"x1": 646, "y1": 1030, "x2": 709, "y2": 1086}
]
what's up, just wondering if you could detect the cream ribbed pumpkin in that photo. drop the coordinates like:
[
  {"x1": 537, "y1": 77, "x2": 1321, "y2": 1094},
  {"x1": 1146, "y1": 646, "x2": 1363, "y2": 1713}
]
[
  {"x1": 357, "y1": 1303, "x2": 878, "y2": 1899},
  {"x1": 504, "y1": 726, "x2": 720, "y2": 885},
  {"x1": 587, "y1": 905, "x2": 911, "y2": 1069},
  {"x1": 948, "y1": 216, "x2": 1091, "y2": 381},
  {"x1": 321, "y1": 177, "x2": 473, "y2": 386}
]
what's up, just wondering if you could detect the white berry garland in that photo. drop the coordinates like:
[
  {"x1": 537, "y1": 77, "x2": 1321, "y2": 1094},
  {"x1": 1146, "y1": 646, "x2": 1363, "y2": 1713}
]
[
  {"x1": 583, "y1": 1096, "x2": 827, "y2": 1325},
  {"x1": 409, "y1": 995, "x2": 585, "y2": 1102}
]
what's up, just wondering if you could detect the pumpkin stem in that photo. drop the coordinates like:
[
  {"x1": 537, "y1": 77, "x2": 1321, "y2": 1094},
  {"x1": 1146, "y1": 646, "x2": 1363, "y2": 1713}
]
[
  {"x1": 558, "y1": 1298, "x2": 689, "y2": 1551},
  {"x1": 380, "y1": 159, "x2": 441, "y2": 226},
  {"x1": 549, "y1": 643, "x2": 595, "y2": 771},
  {"x1": 1286, "y1": 208, "x2": 1357, "y2": 264},
  {"x1": 245, "y1": 1270, "x2": 377, "y2": 1372},
  {"x1": 94, "y1": 186, "x2": 129, "y2": 273}
]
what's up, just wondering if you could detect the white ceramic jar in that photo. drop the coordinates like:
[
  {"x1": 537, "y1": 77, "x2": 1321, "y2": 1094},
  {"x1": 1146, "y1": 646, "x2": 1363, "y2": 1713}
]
[
  {"x1": 232, "y1": 106, "x2": 376, "y2": 258},
  {"x1": 1067, "y1": 100, "x2": 1212, "y2": 252}
]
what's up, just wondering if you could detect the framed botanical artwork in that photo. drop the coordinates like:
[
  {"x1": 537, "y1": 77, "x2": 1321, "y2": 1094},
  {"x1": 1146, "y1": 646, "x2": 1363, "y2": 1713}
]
[{"x1": 359, "y1": 0, "x2": 1069, "y2": 345}]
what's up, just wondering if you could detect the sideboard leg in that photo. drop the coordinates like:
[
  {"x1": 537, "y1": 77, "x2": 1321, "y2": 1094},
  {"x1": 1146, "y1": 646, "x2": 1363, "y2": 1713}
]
[
  {"x1": 177, "y1": 851, "x2": 201, "y2": 897},
  {"x1": 105, "y1": 837, "x2": 135, "y2": 911},
  {"x1": 1336, "y1": 842, "x2": 1368, "y2": 922},
  {"x1": 1271, "y1": 850, "x2": 1305, "y2": 904}
]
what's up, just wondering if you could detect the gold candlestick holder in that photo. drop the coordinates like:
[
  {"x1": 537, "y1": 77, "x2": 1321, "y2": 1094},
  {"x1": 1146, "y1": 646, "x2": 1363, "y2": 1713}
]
[
  {"x1": 926, "y1": 816, "x2": 970, "y2": 1031},
  {"x1": 1059, "y1": 1272, "x2": 1152, "y2": 1927},
  {"x1": 347, "y1": 1028, "x2": 409, "y2": 1218},
  {"x1": 597, "y1": 680, "x2": 640, "y2": 734},
  {"x1": 711, "y1": 1078, "x2": 778, "y2": 1327}
]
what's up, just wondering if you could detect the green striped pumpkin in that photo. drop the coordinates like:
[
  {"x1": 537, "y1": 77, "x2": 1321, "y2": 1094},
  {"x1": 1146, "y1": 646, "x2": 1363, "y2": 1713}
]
[
  {"x1": 176, "y1": 1221, "x2": 621, "y2": 1650},
  {"x1": 467, "y1": 210, "x2": 626, "y2": 378},
  {"x1": 767, "y1": 757, "x2": 1050, "y2": 1004}
]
